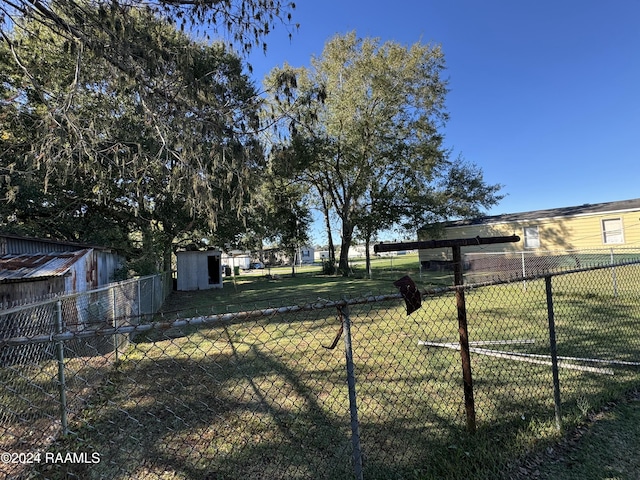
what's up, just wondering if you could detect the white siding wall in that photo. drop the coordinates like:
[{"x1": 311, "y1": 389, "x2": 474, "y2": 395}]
[{"x1": 176, "y1": 251, "x2": 222, "y2": 291}]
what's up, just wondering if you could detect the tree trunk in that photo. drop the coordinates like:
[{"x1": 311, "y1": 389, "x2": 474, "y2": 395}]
[
  {"x1": 327, "y1": 221, "x2": 336, "y2": 266},
  {"x1": 162, "y1": 236, "x2": 173, "y2": 273},
  {"x1": 288, "y1": 246, "x2": 297, "y2": 277},
  {"x1": 365, "y1": 235, "x2": 372, "y2": 279},
  {"x1": 338, "y1": 221, "x2": 354, "y2": 276},
  {"x1": 320, "y1": 192, "x2": 336, "y2": 266}
]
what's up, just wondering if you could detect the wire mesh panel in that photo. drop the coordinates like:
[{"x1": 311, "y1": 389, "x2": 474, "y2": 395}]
[
  {"x1": 550, "y1": 263, "x2": 640, "y2": 416},
  {"x1": 0, "y1": 301, "x2": 57, "y2": 366},
  {"x1": 2, "y1": 264, "x2": 640, "y2": 479},
  {"x1": 29, "y1": 307, "x2": 355, "y2": 480},
  {"x1": 465, "y1": 247, "x2": 640, "y2": 283},
  {"x1": 347, "y1": 292, "x2": 465, "y2": 479},
  {"x1": 0, "y1": 273, "x2": 171, "y2": 480},
  {"x1": 464, "y1": 279, "x2": 556, "y2": 425},
  {"x1": 0, "y1": 303, "x2": 60, "y2": 480}
]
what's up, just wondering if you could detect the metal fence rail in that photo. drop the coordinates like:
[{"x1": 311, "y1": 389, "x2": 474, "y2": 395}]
[
  {"x1": 0, "y1": 272, "x2": 172, "y2": 359},
  {"x1": 1, "y1": 263, "x2": 640, "y2": 479}
]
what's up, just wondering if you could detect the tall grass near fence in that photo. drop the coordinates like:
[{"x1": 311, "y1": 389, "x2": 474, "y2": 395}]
[{"x1": 2, "y1": 263, "x2": 640, "y2": 479}]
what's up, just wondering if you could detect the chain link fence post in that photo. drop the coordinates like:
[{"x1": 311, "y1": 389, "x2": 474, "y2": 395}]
[
  {"x1": 339, "y1": 304, "x2": 364, "y2": 480},
  {"x1": 55, "y1": 299, "x2": 68, "y2": 435},
  {"x1": 113, "y1": 286, "x2": 119, "y2": 362},
  {"x1": 610, "y1": 248, "x2": 619, "y2": 297},
  {"x1": 137, "y1": 278, "x2": 142, "y2": 318},
  {"x1": 545, "y1": 276, "x2": 562, "y2": 430}
]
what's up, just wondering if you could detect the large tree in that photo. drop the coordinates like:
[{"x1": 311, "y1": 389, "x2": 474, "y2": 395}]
[
  {"x1": 264, "y1": 32, "x2": 502, "y2": 275},
  {"x1": 1, "y1": 0, "x2": 296, "y2": 273},
  {"x1": 0, "y1": 8, "x2": 265, "y2": 272},
  {"x1": 260, "y1": 146, "x2": 311, "y2": 275},
  {"x1": 0, "y1": 0, "x2": 296, "y2": 63}
]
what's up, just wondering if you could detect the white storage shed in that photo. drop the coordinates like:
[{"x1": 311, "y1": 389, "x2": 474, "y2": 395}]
[{"x1": 176, "y1": 250, "x2": 223, "y2": 291}]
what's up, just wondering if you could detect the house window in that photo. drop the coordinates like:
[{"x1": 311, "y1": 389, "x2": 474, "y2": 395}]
[
  {"x1": 523, "y1": 226, "x2": 540, "y2": 249},
  {"x1": 602, "y1": 218, "x2": 624, "y2": 244}
]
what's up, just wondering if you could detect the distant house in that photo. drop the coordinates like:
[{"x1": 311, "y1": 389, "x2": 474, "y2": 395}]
[
  {"x1": 347, "y1": 244, "x2": 370, "y2": 259},
  {"x1": 263, "y1": 246, "x2": 316, "y2": 266},
  {"x1": 315, "y1": 250, "x2": 330, "y2": 262},
  {"x1": 418, "y1": 198, "x2": 640, "y2": 265},
  {"x1": 297, "y1": 246, "x2": 315, "y2": 265},
  {"x1": 221, "y1": 250, "x2": 251, "y2": 272},
  {"x1": 347, "y1": 244, "x2": 407, "y2": 259},
  {"x1": 0, "y1": 234, "x2": 123, "y2": 306},
  {"x1": 176, "y1": 250, "x2": 223, "y2": 290}
]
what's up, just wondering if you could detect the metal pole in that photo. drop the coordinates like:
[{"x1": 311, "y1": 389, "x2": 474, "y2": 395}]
[
  {"x1": 137, "y1": 279, "x2": 142, "y2": 318},
  {"x1": 113, "y1": 288, "x2": 119, "y2": 361},
  {"x1": 545, "y1": 276, "x2": 562, "y2": 430},
  {"x1": 114, "y1": 318, "x2": 119, "y2": 362},
  {"x1": 521, "y1": 251, "x2": 527, "y2": 291},
  {"x1": 55, "y1": 299, "x2": 68, "y2": 435},
  {"x1": 340, "y1": 305, "x2": 364, "y2": 480},
  {"x1": 112, "y1": 287, "x2": 117, "y2": 322},
  {"x1": 453, "y1": 245, "x2": 476, "y2": 433},
  {"x1": 610, "y1": 248, "x2": 618, "y2": 297},
  {"x1": 152, "y1": 275, "x2": 156, "y2": 311}
]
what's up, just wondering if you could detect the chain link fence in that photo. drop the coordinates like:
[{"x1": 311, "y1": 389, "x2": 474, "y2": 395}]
[
  {"x1": 2, "y1": 263, "x2": 640, "y2": 479},
  {"x1": 0, "y1": 272, "x2": 171, "y2": 479},
  {"x1": 464, "y1": 247, "x2": 640, "y2": 283}
]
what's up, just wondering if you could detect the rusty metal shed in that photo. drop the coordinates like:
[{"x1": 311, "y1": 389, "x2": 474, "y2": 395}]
[
  {"x1": 0, "y1": 249, "x2": 95, "y2": 306},
  {"x1": 0, "y1": 234, "x2": 122, "y2": 283},
  {"x1": 0, "y1": 234, "x2": 124, "y2": 306}
]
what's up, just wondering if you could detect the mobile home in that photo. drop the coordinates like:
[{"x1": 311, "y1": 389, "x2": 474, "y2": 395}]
[{"x1": 418, "y1": 198, "x2": 640, "y2": 266}]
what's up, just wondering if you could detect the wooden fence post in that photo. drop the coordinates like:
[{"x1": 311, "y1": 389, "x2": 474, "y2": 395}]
[
  {"x1": 453, "y1": 246, "x2": 476, "y2": 433},
  {"x1": 545, "y1": 276, "x2": 562, "y2": 430}
]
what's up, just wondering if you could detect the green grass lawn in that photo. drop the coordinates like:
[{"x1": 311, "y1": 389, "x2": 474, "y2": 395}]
[
  {"x1": 14, "y1": 259, "x2": 640, "y2": 479},
  {"x1": 158, "y1": 253, "x2": 452, "y2": 318},
  {"x1": 510, "y1": 389, "x2": 640, "y2": 480}
]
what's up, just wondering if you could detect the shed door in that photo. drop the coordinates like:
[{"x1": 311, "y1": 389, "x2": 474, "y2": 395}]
[{"x1": 207, "y1": 255, "x2": 221, "y2": 285}]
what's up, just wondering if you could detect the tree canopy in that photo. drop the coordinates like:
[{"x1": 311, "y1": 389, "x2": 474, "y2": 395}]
[
  {"x1": 0, "y1": 6, "x2": 267, "y2": 273},
  {"x1": 264, "y1": 32, "x2": 503, "y2": 275},
  {"x1": 0, "y1": 0, "x2": 296, "y2": 56}
]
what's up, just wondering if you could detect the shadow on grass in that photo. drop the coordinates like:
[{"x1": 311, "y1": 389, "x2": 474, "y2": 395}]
[
  {"x1": 21, "y1": 265, "x2": 640, "y2": 480},
  {"x1": 30, "y1": 324, "x2": 503, "y2": 480},
  {"x1": 34, "y1": 327, "x2": 356, "y2": 479}
]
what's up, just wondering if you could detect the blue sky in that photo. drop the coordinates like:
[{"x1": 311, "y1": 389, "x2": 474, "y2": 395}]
[{"x1": 246, "y1": 0, "x2": 640, "y2": 224}]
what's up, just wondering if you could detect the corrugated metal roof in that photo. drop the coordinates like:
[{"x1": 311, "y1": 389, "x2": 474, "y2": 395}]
[
  {"x1": 0, "y1": 233, "x2": 114, "y2": 255},
  {"x1": 0, "y1": 250, "x2": 90, "y2": 282}
]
